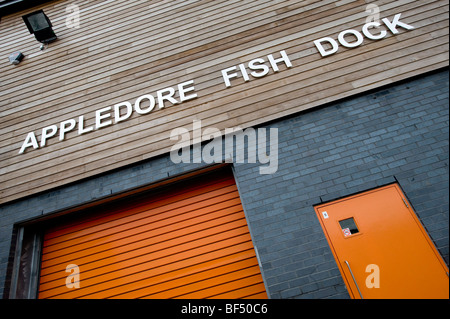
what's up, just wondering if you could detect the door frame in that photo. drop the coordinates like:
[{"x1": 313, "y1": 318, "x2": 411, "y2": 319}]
[{"x1": 314, "y1": 183, "x2": 449, "y2": 299}]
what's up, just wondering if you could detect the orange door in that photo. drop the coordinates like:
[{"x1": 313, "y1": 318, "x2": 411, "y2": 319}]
[
  {"x1": 315, "y1": 184, "x2": 449, "y2": 299},
  {"x1": 38, "y1": 170, "x2": 267, "y2": 299}
]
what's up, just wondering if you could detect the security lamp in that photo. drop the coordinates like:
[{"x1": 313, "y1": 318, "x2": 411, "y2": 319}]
[
  {"x1": 22, "y1": 10, "x2": 57, "y2": 44},
  {"x1": 8, "y1": 51, "x2": 25, "y2": 65}
]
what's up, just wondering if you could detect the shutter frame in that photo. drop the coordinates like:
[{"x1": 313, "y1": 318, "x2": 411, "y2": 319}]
[{"x1": 38, "y1": 170, "x2": 267, "y2": 299}]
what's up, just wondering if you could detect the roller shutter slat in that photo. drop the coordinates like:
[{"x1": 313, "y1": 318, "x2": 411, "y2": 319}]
[
  {"x1": 40, "y1": 223, "x2": 251, "y2": 285},
  {"x1": 133, "y1": 266, "x2": 263, "y2": 299},
  {"x1": 40, "y1": 203, "x2": 245, "y2": 270},
  {"x1": 42, "y1": 195, "x2": 242, "y2": 257},
  {"x1": 174, "y1": 274, "x2": 265, "y2": 299},
  {"x1": 107, "y1": 260, "x2": 261, "y2": 299},
  {"x1": 40, "y1": 211, "x2": 247, "y2": 276},
  {"x1": 43, "y1": 175, "x2": 235, "y2": 239},
  {"x1": 38, "y1": 170, "x2": 267, "y2": 299},
  {"x1": 40, "y1": 234, "x2": 253, "y2": 296},
  {"x1": 43, "y1": 182, "x2": 238, "y2": 246},
  {"x1": 77, "y1": 251, "x2": 258, "y2": 299},
  {"x1": 40, "y1": 242, "x2": 257, "y2": 299}
]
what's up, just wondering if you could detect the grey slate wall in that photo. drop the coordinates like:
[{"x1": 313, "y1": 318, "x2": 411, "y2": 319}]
[
  {"x1": 232, "y1": 68, "x2": 449, "y2": 299},
  {"x1": 0, "y1": 68, "x2": 448, "y2": 299}
]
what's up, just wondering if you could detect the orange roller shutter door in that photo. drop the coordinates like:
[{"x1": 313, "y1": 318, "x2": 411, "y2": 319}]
[{"x1": 38, "y1": 170, "x2": 268, "y2": 299}]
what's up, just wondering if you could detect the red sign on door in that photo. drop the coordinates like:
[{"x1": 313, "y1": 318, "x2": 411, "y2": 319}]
[{"x1": 343, "y1": 228, "x2": 351, "y2": 237}]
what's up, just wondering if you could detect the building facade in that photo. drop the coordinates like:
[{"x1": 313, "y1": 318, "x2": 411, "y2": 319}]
[{"x1": 0, "y1": 0, "x2": 448, "y2": 299}]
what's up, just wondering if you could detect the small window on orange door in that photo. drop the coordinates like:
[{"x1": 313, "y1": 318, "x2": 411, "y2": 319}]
[{"x1": 339, "y1": 217, "x2": 359, "y2": 237}]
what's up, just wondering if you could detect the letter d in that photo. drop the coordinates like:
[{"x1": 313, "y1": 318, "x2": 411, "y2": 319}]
[{"x1": 313, "y1": 37, "x2": 338, "y2": 57}]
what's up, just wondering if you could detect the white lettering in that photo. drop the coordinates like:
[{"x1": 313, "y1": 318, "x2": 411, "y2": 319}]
[
  {"x1": 267, "y1": 50, "x2": 292, "y2": 72},
  {"x1": 19, "y1": 132, "x2": 39, "y2": 154},
  {"x1": 65, "y1": 4, "x2": 80, "y2": 29},
  {"x1": 78, "y1": 115, "x2": 94, "y2": 135},
  {"x1": 362, "y1": 22, "x2": 387, "y2": 40},
  {"x1": 20, "y1": 81, "x2": 196, "y2": 153},
  {"x1": 221, "y1": 66, "x2": 238, "y2": 88},
  {"x1": 40, "y1": 125, "x2": 58, "y2": 147},
  {"x1": 338, "y1": 29, "x2": 364, "y2": 48},
  {"x1": 365, "y1": 4, "x2": 380, "y2": 24},
  {"x1": 169, "y1": 127, "x2": 191, "y2": 164},
  {"x1": 181, "y1": 303, "x2": 215, "y2": 316},
  {"x1": 134, "y1": 95, "x2": 155, "y2": 115},
  {"x1": 382, "y1": 13, "x2": 415, "y2": 34},
  {"x1": 202, "y1": 127, "x2": 222, "y2": 164},
  {"x1": 114, "y1": 101, "x2": 133, "y2": 122},
  {"x1": 65, "y1": 264, "x2": 80, "y2": 289},
  {"x1": 170, "y1": 121, "x2": 278, "y2": 174},
  {"x1": 178, "y1": 80, "x2": 197, "y2": 102},
  {"x1": 238, "y1": 63, "x2": 250, "y2": 82},
  {"x1": 192, "y1": 119, "x2": 202, "y2": 163},
  {"x1": 257, "y1": 127, "x2": 278, "y2": 175},
  {"x1": 221, "y1": 50, "x2": 292, "y2": 87},
  {"x1": 225, "y1": 127, "x2": 257, "y2": 164},
  {"x1": 157, "y1": 87, "x2": 178, "y2": 109},
  {"x1": 314, "y1": 12, "x2": 415, "y2": 57},
  {"x1": 59, "y1": 119, "x2": 76, "y2": 141},
  {"x1": 249, "y1": 58, "x2": 270, "y2": 78},
  {"x1": 95, "y1": 106, "x2": 112, "y2": 129},
  {"x1": 365, "y1": 264, "x2": 380, "y2": 288},
  {"x1": 314, "y1": 37, "x2": 339, "y2": 57}
]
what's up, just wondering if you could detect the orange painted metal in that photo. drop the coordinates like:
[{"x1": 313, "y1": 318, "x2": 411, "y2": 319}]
[
  {"x1": 315, "y1": 184, "x2": 449, "y2": 299},
  {"x1": 38, "y1": 171, "x2": 267, "y2": 299}
]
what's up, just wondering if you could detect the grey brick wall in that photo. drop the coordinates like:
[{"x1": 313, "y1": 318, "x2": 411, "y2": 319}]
[
  {"x1": 233, "y1": 68, "x2": 449, "y2": 299},
  {"x1": 0, "y1": 68, "x2": 448, "y2": 299}
]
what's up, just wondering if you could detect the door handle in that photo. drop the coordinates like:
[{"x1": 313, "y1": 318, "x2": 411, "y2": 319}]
[{"x1": 344, "y1": 260, "x2": 364, "y2": 299}]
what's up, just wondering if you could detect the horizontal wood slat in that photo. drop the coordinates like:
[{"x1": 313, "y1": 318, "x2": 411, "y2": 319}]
[
  {"x1": 38, "y1": 170, "x2": 267, "y2": 299},
  {"x1": 1, "y1": 0, "x2": 448, "y2": 204}
]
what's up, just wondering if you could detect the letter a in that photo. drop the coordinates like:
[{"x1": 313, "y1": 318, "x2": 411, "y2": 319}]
[
  {"x1": 66, "y1": 264, "x2": 80, "y2": 289},
  {"x1": 19, "y1": 132, "x2": 39, "y2": 154},
  {"x1": 170, "y1": 127, "x2": 191, "y2": 164},
  {"x1": 65, "y1": 4, "x2": 80, "y2": 29},
  {"x1": 365, "y1": 264, "x2": 380, "y2": 288}
]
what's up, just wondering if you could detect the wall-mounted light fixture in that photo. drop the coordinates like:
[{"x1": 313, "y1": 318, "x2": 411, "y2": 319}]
[
  {"x1": 22, "y1": 10, "x2": 57, "y2": 45},
  {"x1": 8, "y1": 51, "x2": 25, "y2": 65}
]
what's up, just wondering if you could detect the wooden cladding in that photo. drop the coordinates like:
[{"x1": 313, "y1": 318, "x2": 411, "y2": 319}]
[
  {"x1": 0, "y1": 0, "x2": 449, "y2": 204},
  {"x1": 38, "y1": 170, "x2": 267, "y2": 299}
]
